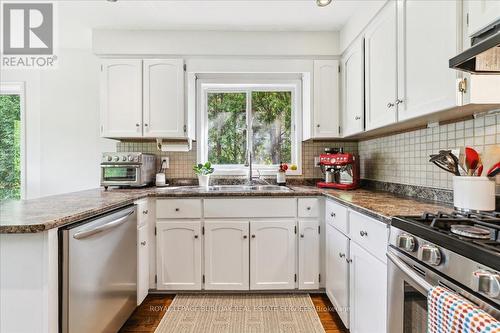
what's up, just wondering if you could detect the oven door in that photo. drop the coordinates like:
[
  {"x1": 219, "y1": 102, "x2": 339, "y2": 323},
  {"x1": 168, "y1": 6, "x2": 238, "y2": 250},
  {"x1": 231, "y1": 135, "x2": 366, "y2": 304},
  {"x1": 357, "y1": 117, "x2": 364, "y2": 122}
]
[
  {"x1": 101, "y1": 165, "x2": 141, "y2": 186},
  {"x1": 387, "y1": 248, "x2": 500, "y2": 333}
]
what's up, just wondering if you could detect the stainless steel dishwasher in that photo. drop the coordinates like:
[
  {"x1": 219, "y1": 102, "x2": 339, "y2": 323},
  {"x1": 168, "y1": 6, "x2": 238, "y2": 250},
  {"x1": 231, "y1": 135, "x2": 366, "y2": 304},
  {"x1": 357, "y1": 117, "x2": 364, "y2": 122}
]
[{"x1": 59, "y1": 205, "x2": 137, "y2": 333}]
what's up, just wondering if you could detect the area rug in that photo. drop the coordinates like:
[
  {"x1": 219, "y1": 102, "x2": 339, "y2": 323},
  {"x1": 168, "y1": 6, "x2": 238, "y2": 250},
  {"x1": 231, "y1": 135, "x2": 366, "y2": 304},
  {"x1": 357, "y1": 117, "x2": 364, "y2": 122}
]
[{"x1": 154, "y1": 294, "x2": 325, "y2": 333}]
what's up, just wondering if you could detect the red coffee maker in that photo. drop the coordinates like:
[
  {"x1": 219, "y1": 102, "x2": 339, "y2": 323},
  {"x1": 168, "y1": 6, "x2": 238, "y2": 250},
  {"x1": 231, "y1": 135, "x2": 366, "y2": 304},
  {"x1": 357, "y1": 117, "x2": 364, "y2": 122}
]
[{"x1": 317, "y1": 148, "x2": 360, "y2": 190}]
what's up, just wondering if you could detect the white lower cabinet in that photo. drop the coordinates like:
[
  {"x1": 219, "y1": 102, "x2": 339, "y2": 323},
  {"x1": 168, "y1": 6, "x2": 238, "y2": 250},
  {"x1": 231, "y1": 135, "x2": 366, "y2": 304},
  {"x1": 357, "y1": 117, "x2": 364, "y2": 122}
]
[
  {"x1": 298, "y1": 220, "x2": 320, "y2": 290},
  {"x1": 250, "y1": 220, "x2": 296, "y2": 290},
  {"x1": 137, "y1": 224, "x2": 149, "y2": 305},
  {"x1": 326, "y1": 223, "x2": 350, "y2": 328},
  {"x1": 204, "y1": 221, "x2": 249, "y2": 290},
  {"x1": 156, "y1": 221, "x2": 202, "y2": 290},
  {"x1": 349, "y1": 241, "x2": 387, "y2": 333}
]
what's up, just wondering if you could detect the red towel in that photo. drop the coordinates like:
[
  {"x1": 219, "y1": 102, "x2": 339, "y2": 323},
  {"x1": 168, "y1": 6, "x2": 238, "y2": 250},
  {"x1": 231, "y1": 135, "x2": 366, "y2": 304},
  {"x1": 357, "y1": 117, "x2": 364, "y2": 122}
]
[{"x1": 428, "y1": 286, "x2": 500, "y2": 333}]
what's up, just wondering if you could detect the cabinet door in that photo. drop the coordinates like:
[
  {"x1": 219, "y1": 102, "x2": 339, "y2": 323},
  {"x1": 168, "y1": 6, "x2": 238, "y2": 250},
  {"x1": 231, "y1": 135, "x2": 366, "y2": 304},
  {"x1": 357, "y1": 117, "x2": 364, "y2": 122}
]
[
  {"x1": 100, "y1": 59, "x2": 143, "y2": 138},
  {"x1": 156, "y1": 221, "x2": 201, "y2": 290},
  {"x1": 250, "y1": 220, "x2": 296, "y2": 290},
  {"x1": 313, "y1": 60, "x2": 340, "y2": 138},
  {"x1": 341, "y1": 38, "x2": 364, "y2": 137},
  {"x1": 326, "y1": 224, "x2": 350, "y2": 328},
  {"x1": 204, "y1": 221, "x2": 249, "y2": 290},
  {"x1": 298, "y1": 220, "x2": 319, "y2": 290},
  {"x1": 137, "y1": 224, "x2": 149, "y2": 305},
  {"x1": 397, "y1": 0, "x2": 460, "y2": 121},
  {"x1": 468, "y1": 0, "x2": 500, "y2": 36},
  {"x1": 349, "y1": 241, "x2": 387, "y2": 333},
  {"x1": 364, "y1": 1, "x2": 398, "y2": 131},
  {"x1": 143, "y1": 59, "x2": 185, "y2": 138}
]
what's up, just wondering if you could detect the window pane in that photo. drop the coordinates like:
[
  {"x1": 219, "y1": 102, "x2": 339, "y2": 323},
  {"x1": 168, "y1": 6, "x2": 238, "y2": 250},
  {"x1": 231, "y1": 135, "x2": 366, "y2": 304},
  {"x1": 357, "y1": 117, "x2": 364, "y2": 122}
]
[
  {"x1": 207, "y1": 92, "x2": 247, "y2": 165},
  {"x1": 251, "y1": 91, "x2": 292, "y2": 165},
  {"x1": 0, "y1": 95, "x2": 21, "y2": 200}
]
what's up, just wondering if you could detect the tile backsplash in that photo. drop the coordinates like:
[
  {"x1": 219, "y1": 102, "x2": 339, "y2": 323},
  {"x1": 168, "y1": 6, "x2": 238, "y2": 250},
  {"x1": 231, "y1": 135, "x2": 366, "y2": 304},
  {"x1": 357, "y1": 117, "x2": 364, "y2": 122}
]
[
  {"x1": 117, "y1": 140, "x2": 358, "y2": 180},
  {"x1": 358, "y1": 114, "x2": 499, "y2": 190}
]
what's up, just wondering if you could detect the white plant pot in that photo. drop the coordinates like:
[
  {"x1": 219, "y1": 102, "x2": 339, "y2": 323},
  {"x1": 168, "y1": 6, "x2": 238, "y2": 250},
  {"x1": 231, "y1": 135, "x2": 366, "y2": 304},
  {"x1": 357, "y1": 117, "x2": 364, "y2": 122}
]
[
  {"x1": 198, "y1": 175, "x2": 210, "y2": 188},
  {"x1": 453, "y1": 176, "x2": 495, "y2": 212}
]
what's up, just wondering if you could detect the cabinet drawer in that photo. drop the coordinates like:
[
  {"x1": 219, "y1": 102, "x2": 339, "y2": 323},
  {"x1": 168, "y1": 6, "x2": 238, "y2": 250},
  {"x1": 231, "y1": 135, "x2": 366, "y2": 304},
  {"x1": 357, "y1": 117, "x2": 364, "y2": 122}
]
[
  {"x1": 325, "y1": 199, "x2": 348, "y2": 234},
  {"x1": 204, "y1": 198, "x2": 296, "y2": 218},
  {"x1": 298, "y1": 198, "x2": 319, "y2": 218},
  {"x1": 349, "y1": 210, "x2": 388, "y2": 262},
  {"x1": 156, "y1": 199, "x2": 202, "y2": 219}
]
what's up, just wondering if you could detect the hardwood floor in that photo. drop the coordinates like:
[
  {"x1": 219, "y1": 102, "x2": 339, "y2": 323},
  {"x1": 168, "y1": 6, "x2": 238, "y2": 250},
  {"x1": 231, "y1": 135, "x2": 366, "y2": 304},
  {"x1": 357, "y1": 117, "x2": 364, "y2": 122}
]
[{"x1": 120, "y1": 293, "x2": 348, "y2": 333}]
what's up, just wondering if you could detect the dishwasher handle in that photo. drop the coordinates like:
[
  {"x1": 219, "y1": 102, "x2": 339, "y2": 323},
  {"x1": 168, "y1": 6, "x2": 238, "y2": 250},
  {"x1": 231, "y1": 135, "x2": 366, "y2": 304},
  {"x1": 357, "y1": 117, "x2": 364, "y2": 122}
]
[{"x1": 73, "y1": 210, "x2": 134, "y2": 240}]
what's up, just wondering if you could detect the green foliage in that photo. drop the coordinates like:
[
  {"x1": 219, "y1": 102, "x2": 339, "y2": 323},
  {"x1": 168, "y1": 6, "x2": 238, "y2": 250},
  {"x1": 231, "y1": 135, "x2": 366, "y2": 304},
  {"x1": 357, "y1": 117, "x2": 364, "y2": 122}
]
[
  {"x1": 0, "y1": 95, "x2": 21, "y2": 200},
  {"x1": 207, "y1": 91, "x2": 292, "y2": 166},
  {"x1": 193, "y1": 162, "x2": 214, "y2": 176}
]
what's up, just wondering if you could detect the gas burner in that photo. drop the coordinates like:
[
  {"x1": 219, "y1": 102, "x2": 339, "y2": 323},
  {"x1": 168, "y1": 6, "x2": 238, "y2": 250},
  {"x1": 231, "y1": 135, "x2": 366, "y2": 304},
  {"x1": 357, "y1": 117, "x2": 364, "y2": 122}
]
[{"x1": 450, "y1": 224, "x2": 492, "y2": 239}]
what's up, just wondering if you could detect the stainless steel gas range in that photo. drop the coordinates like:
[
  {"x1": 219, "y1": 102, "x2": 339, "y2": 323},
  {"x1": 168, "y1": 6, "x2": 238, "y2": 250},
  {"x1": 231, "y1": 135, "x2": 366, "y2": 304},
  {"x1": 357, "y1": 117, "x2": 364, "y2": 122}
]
[{"x1": 388, "y1": 211, "x2": 500, "y2": 333}]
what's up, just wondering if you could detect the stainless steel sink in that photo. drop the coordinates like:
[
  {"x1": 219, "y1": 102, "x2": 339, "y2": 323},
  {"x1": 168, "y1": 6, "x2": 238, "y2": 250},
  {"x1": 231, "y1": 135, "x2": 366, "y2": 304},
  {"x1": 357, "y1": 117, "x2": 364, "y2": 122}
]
[{"x1": 208, "y1": 185, "x2": 293, "y2": 192}]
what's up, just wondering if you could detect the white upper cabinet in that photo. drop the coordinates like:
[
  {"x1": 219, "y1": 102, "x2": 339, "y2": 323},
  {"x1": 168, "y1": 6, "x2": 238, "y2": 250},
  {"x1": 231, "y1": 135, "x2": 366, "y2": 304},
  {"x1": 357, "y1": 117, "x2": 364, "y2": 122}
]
[
  {"x1": 298, "y1": 220, "x2": 320, "y2": 290},
  {"x1": 364, "y1": 0, "x2": 398, "y2": 131},
  {"x1": 204, "y1": 221, "x2": 249, "y2": 290},
  {"x1": 250, "y1": 220, "x2": 296, "y2": 290},
  {"x1": 143, "y1": 59, "x2": 185, "y2": 138},
  {"x1": 341, "y1": 37, "x2": 365, "y2": 137},
  {"x1": 397, "y1": 0, "x2": 460, "y2": 121},
  {"x1": 100, "y1": 59, "x2": 143, "y2": 138},
  {"x1": 312, "y1": 60, "x2": 340, "y2": 138},
  {"x1": 467, "y1": 0, "x2": 500, "y2": 36}
]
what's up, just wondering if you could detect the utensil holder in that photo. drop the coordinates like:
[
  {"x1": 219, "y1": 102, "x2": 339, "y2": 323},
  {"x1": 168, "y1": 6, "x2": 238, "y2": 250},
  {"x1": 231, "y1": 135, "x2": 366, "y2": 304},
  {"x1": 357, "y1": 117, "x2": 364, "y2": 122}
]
[{"x1": 453, "y1": 176, "x2": 495, "y2": 212}]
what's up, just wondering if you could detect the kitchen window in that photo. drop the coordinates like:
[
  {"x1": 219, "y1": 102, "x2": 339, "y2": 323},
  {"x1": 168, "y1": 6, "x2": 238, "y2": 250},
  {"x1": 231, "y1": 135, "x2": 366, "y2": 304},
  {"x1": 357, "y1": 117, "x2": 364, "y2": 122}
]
[
  {"x1": 0, "y1": 83, "x2": 25, "y2": 200},
  {"x1": 197, "y1": 76, "x2": 302, "y2": 176}
]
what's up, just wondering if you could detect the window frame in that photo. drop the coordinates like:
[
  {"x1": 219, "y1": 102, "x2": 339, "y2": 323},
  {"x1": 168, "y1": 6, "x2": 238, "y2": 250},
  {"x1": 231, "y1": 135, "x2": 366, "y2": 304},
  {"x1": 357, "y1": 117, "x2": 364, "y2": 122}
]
[
  {"x1": 0, "y1": 82, "x2": 26, "y2": 199},
  {"x1": 197, "y1": 77, "x2": 302, "y2": 176}
]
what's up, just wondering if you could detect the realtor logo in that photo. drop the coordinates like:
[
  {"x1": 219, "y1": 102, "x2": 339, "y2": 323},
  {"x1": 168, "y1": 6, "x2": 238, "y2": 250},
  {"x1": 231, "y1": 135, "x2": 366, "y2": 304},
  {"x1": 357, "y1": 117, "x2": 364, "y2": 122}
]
[{"x1": 3, "y1": 3, "x2": 53, "y2": 54}]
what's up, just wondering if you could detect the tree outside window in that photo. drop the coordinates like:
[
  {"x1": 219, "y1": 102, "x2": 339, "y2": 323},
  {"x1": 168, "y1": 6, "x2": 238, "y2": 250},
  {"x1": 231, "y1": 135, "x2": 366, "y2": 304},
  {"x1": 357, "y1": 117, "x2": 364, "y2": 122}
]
[{"x1": 0, "y1": 95, "x2": 21, "y2": 200}]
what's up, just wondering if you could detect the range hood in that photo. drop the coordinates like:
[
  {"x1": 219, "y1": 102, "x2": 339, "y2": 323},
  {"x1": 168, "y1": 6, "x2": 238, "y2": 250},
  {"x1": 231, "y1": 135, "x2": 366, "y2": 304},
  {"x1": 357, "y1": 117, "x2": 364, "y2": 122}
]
[{"x1": 450, "y1": 20, "x2": 500, "y2": 74}]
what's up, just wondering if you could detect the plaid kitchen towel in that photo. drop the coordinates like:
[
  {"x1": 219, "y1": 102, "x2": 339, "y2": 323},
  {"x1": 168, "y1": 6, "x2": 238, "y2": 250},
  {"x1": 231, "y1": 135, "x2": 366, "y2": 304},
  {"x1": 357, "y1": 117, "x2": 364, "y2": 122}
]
[{"x1": 428, "y1": 286, "x2": 500, "y2": 333}]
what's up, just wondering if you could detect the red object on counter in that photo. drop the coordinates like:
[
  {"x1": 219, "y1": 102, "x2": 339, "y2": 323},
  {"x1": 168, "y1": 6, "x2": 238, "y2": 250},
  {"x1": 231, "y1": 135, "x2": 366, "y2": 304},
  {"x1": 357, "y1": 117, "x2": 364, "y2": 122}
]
[{"x1": 317, "y1": 152, "x2": 360, "y2": 190}]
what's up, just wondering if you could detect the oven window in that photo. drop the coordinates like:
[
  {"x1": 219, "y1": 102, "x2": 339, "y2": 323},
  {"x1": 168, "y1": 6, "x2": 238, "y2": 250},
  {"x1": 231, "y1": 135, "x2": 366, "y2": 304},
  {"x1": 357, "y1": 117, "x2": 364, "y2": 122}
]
[
  {"x1": 404, "y1": 282, "x2": 428, "y2": 333},
  {"x1": 103, "y1": 167, "x2": 137, "y2": 181}
]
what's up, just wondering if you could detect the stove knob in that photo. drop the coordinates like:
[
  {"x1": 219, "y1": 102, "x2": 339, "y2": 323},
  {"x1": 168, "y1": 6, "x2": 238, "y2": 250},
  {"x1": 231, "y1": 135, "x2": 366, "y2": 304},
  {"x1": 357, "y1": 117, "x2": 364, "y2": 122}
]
[
  {"x1": 473, "y1": 270, "x2": 500, "y2": 299},
  {"x1": 396, "y1": 234, "x2": 416, "y2": 252},
  {"x1": 128, "y1": 155, "x2": 134, "y2": 162},
  {"x1": 121, "y1": 156, "x2": 126, "y2": 161},
  {"x1": 113, "y1": 156, "x2": 119, "y2": 162},
  {"x1": 330, "y1": 158, "x2": 335, "y2": 163},
  {"x1": 418, "y1": 244, "x2": 441, "y2": 266},
  {"x1": 107, "y1": 156, "x2": 112, "y2": 162}
]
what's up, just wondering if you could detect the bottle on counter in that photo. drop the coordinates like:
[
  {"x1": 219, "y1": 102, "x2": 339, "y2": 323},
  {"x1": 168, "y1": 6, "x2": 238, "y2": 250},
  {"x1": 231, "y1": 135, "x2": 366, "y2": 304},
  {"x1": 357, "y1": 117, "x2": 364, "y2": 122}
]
[{"x1": 277, "y1": 162, "x2": 288, "y2": 186}]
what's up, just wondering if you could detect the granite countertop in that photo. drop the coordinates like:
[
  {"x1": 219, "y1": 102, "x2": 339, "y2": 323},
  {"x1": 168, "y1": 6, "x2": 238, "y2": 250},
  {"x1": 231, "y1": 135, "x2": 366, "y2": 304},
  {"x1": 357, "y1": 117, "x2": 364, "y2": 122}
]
[{"x1": 0, "y1": 185, "x2": 452, "y2": 234}]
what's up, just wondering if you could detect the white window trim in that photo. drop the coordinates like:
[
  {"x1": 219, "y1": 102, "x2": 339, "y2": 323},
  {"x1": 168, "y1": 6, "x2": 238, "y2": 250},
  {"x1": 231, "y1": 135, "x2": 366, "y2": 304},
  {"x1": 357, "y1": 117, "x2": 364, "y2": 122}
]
[
  {"x1": 0, "y1": 82, "x2": 26, "y2": 199},
  {"x1": 196, "y1": 77, "x2": 302, "y2": 176}
]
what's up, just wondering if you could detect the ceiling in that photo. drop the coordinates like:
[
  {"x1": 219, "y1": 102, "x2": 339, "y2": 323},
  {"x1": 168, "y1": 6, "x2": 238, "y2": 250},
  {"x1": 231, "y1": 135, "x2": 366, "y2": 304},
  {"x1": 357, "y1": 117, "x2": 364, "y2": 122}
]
[{"x1": 57, "y1": 0, "x2": 381, "y2": 32}]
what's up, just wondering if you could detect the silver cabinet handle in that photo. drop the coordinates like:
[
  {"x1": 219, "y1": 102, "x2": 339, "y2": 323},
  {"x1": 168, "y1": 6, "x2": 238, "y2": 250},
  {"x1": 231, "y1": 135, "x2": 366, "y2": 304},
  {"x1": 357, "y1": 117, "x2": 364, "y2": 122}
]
[
  {"x1": 339, "y1": 253, "x2": 345, "y2": 258},
  {"x1": 395, "y1": 98, "x2": 404, "y2": 105},
  {"x1": 251, "y1": 234, "x2": 256, "y2": 238},
  {"x1": 316, "y1": 124, "x2": 320, "y2": 128},
  {"x1": 175, "y1": 208, "x2": 180, "y2": 212},
  {"x1": 387, "y1": 102, "x2": 394, "y2": 108},
  {"x1": 300, "y1": 234, "x2": 305, "y2": 238},
  {"x1": 330, "y1": 212, "x2": 336, "y2": 217},
  {"x1": 355, "y1": 116, "x2": 361, "y2": 120},
  {"x1": 346, "y1": 258, "x2": 352, "y2": 263},
  {"x1": 136, "y1": 123, "x2": 140, "y2": 127},
  {"x1": 194, "y1": 235, "x2": 199, "y2": 239},
  {"x1": 142, "y1": 210, "x2": 148, "y2": 215},
  {"x1": 73, "y1": 210, "x2": 133, "y2": 240},
  {"x1": 140, "y1": 241, "x2": 146, "y2": 246},
  {"x1": 144, "y1": 123, "x2": 148, "y2": 127},
  {"x1": 306, "y1": 207, "x2": 311, "y2": 211},
  {"x1": 243, "y1": 235, "x2": 248, "y2": 239},
  {"x1": 359, "y1": 230, "x2": 368, "y2": 237}
]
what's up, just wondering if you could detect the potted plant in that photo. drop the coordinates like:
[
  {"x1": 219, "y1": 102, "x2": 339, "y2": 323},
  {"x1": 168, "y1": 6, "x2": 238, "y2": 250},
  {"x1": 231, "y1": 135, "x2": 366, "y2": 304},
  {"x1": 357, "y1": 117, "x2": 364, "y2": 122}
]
[{"x1": 193, "y1": 162, "x2": 214, "y2": 188}]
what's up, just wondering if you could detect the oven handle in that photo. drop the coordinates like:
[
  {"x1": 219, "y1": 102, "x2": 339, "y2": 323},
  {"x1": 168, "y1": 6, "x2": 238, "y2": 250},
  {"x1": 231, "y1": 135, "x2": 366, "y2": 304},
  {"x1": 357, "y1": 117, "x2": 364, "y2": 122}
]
[{"x1": 387, "y1": 251, "x2": 433, "y2": 293}]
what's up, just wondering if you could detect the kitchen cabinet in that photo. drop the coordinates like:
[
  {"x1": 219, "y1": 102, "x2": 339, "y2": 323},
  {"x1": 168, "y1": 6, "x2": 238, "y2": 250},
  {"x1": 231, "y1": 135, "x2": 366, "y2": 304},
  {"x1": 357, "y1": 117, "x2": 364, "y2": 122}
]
[
  {"x1": 204, "y1": 221, "x2": 249, "y2": 290},
  {"x1": 364, "y1": 0, "x2": 398, "y2": 131},
  {"x1": 250, "y1": 220, "x2": 296, "y2": 290},
  {"x1": 341, "y1": 37, "x2": 364, "y2": 137},
  {"x1": 100, "y1": 58, "x2": 188, "y2": 139},
  {"x1": 156, "y1": 221, "x2": 202, "y2": 290},
  {"x1": 137, "y1": 224, "x2": 149, "y2": 305},
  {"x1": 396, "y1": 0, "x2": 461, "y2": 121},
  {"x1": 143, "y1": 59, "x2": 185, "y2": 138},
  {"x1": 298, "y1": 220, "x2": 320, "y2": 290},
  {"x1": 349, "y1": 241, "x2": 387, "y2": 333},
  {"x1": 312, "y1": 60, "x2": 340, "y2": 138},
  {"x1": 467, "y1": 0, "x2": 500, "y2": 37},
  {"x1": 100, "y1": 59, "x2": 143, "y2": 138},
  {"x1": 326, "y1": 223, "x2": 350, "y2": 328}
]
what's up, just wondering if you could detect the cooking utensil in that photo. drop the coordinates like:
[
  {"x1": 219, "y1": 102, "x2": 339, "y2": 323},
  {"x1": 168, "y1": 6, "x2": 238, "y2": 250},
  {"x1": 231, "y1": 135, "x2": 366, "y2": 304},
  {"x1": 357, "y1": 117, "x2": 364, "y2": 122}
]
[
  {"x1": 481, "y1": 145, "x2": 500, "y2": 177},
  {"x1": 476, "y1": 164, "x2": 483, "y2": 177},
  {"x1": 429, "y1": 150, "x2": 461, "y2": 176},
  {"x1": 465, "y1": 147, "x2": 479, "y2": 176},
  {"x1": 486, "y1": 162, "x2": 500, "y2": 177}
]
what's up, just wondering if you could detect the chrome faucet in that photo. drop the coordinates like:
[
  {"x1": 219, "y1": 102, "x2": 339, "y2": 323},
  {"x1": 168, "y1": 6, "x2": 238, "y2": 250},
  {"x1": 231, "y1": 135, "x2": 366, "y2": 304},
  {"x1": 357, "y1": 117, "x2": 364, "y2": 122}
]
[{"x1": 245, "y1": 151, "x2": 253, "y2": 182}]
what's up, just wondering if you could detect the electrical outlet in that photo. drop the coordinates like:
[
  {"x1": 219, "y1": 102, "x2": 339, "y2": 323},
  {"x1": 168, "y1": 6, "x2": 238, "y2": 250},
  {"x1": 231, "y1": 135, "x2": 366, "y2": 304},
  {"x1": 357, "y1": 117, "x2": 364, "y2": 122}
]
[
  {"x1": 161, "y1": 157, "x2": 169, "y2": 168},
  {"x1": 314, "y1": 157, "x2": 320, "y2": 167}
]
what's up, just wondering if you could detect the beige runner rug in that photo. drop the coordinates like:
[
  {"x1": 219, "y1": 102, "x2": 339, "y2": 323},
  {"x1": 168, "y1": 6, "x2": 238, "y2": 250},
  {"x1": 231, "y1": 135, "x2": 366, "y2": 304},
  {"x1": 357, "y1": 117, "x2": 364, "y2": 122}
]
[{"x1": 154, "y1": 294, "x2": 325, "y2": 333}]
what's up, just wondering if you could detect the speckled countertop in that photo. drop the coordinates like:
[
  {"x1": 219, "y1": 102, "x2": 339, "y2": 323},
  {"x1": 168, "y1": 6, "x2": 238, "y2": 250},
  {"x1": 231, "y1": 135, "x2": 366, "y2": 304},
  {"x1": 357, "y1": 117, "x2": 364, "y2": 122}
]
[{"x1": 0, "y1": 185, "x2": 452, "y2": 233}]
